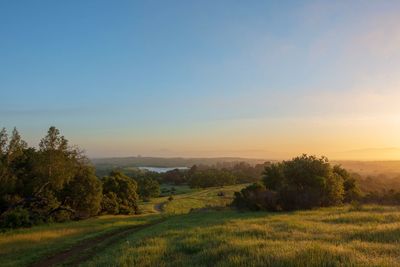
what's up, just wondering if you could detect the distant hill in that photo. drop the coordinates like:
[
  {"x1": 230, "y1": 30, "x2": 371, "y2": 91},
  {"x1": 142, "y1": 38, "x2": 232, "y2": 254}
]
[{"x1": 333, "y1": 160, "x2": 400, "y2": 178}]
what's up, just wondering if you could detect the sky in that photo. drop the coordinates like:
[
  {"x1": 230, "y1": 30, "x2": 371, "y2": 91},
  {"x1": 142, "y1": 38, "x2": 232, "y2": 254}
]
[{"x1": 1, "y1": 0, "x2": 400, "y2": 160}]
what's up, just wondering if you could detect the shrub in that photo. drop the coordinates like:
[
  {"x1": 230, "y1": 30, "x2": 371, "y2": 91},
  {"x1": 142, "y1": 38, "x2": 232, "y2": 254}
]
[
  {"x1": 233, "y1": 155, "x2": 361, "y2": 211},
  {"x1": 1, "y1": 207, "x2": 31, "y2": 228},
  {"x1": 232, "y1": 183, "x2": 279, "y2": 211},
  {"x1": 101, "y1": 192, "x2": 119, "y2": 214}
]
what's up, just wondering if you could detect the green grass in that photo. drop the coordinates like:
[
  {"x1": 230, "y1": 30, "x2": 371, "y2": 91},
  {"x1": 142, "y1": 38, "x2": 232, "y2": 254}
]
[
  {"x1": 4, "y1": 185, "x2": 400, "y2": 267},
  {"x1": 138, "y1": 184, "x2": 246, "y2": 214},
  {"x1": 83, "y1": 205, "x2": 400, "y2": 267},
  {"x1": 163, "y1": 184, "x2": 246, "y2": 214},
  {"x1": 0, "y1": 214, "x2": 161, "y2": 267},
  {"x1": 160, "y1": 184, "x2": 196, "y2": 196}
]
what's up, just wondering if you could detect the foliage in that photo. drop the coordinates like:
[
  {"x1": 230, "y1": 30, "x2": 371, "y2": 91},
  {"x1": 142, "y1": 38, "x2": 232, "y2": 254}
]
[
  {"x1": 234, "y1": 155, "x2": 361, "y2": 211},
  {"x1": 232, "y1": 183, "x2": 279, "y2": 211},
  {"x1": 136, "y1": 177, "x2": 160, "y2": 201},
  {"x1": 333, "y1": 165, "x2": 362, "y2": 203},
  {"x1": 162, "y1": 169, "x2": 187, "y2": 185},
  {"x1": 0, "y1": 127, "x2": 103, "y2": 228},
  {"x1": 1, "y1": 207, "x2": 31, "y2": 228},
  {"x1": 188, "y1": 169, "x2": 236, "y2": 188},
  {"x1": 101, "y1": 171, "x2": 139, "y2": 215}
]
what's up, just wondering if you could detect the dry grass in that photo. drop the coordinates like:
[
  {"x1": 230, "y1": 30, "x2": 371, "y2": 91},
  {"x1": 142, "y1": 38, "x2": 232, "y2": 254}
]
[
  {"x1": 84, "y1": 205, "x2": 400, "y2": 267},
  {"x1": 0, "y1": 214, "x2": 160, "y2": 267}
]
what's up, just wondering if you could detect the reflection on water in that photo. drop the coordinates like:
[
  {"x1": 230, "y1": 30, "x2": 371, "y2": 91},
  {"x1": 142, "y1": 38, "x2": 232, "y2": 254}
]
[{"x1": 138, "y1": 167, "x2": 188, "y2": 173}]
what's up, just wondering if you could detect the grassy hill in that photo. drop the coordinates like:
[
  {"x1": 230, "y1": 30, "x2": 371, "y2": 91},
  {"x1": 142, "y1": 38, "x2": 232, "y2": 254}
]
[
  {"x1": 2, "y1": 185, "x2": 400, "y2": 266},
  {"x1": 83, "y1": 205, "x2": 400, "y2": 267}
]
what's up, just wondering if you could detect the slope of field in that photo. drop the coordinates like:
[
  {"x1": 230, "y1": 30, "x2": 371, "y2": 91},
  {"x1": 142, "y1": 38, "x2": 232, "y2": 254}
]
[
  {"x1": 139, "y1": 184, "x2": 246, "y2": 214},
  {"x1": 3, "y1": 185, "x2": 400, "y2": 267},
  {"x1": 83, "y1": 205, "x2": 400, "y2": 267},
  {"x1": 0, "y1": 214, "x2": 161, "y2": 267}
]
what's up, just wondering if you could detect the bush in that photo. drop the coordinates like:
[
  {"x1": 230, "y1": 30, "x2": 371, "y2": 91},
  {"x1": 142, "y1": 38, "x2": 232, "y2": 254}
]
[
  {"x1": 1, "y1": 207, "x2": 31, "y2": 228},
  {"x1": 101, "y1": 192, "x2": 119, "y2": 214},
  {"x1": 232, "y1": 183, "x2": 279, "y2": 211},
  {"x1": 233, "y1": 155, "x2": 361, "y2": 211}
]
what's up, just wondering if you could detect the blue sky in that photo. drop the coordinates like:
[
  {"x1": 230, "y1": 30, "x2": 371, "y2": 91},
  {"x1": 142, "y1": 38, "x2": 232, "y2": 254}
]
[{"x1": 1, "y1": 1, "x2": 400, "y2": 159}]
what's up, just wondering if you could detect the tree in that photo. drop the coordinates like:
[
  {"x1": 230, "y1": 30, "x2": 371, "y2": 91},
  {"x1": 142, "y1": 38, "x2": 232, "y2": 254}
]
[
  {"x1": 188, "y1": 169, "x2": 236, "y2": 188},
  {"x1": 0, "y1": 128, "x2": 28, "y2": 213},
  {"x1": 162, "y1": 169, "x2": 186, "y2": 185},
  {"x1": 1, "y1": 126, "x2": 105, "y2": 228},
  {"x1": 233, "y1": 155, "x2": 355, "y2": 211},
  {"x1": 101, "y1": 171, "x2": 139, "y2": 215},
  {"x1": 137, "y1": 177, "x2": 160, "y2": 201},
  {"x1": 61, "y1": 163, "x2": 102, "y2": 219},
  {"x1": 333, "y1": 165, "x2": 361, "y2": 203},
  {"x1": 264, "y1": 155, "x2": 345, "y2": 210},
  {"x1": 37, "y1": 126, "x2": 75, "y2": 191}
]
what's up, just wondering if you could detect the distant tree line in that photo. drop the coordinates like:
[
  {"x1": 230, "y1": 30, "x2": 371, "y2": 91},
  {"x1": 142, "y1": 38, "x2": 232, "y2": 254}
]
[
  {"x1": 155, "y1": 162, "x2": 270, "y2": 188},
  {"x1": 0, "y1": 127, "x2": 160, "y2": 229}
]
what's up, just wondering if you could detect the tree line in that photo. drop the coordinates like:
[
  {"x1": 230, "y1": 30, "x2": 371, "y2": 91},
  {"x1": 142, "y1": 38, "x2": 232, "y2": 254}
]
[
  {"x1": 155, "y1": 162, "x2": 270, "y2": 188},
  {"x1": 0, "y1": 127, "x2": 160, "y2": 228}
]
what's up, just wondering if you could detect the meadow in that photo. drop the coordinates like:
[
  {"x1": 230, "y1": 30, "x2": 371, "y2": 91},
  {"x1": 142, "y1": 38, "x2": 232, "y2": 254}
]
[
  {"x1": 0, "y1": 214, "x2": 161, "y2": 267},
  {"x1": 83, "y1": 205, "x2": 400, "y2": 267},
  {"x1": 2, "y1": 185, "x2": 400, "y2": 267}
]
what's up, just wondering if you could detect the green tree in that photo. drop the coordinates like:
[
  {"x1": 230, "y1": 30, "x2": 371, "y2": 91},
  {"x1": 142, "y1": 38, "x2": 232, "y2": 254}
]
[
  {"x1": 101, "y1": 171, "x2": 139, "y2": 215},
  {"x1": 265, "y1": 155, "x2": 342, "y2": 210},
  {"x1": 1, "y1": 126, "x2": 105, "y2": 227},
  {"x1": 189, "y1": 169, "x2": 236, "y2": 188},
  {"x1": 137, "y1": 177, "x2": 160, "y2": 201},
  {"x1": 61, "y1": 163, "x2": 102, "y2": 219},
  {"x1": 333, "y1": 165, "x2": 361, "y2": 203}
]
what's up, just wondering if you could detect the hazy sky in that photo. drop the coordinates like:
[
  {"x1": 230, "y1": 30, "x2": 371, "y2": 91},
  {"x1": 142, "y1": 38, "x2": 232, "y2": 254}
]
[{"x1": 1, "y1": 1, "x2": 400, "y2": 160}]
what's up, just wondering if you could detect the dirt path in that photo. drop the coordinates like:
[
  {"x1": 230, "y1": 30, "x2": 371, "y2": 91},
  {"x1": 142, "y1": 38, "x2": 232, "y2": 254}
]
[{"x1": 30, "y1": 219, "x2": 165, "y2": 267}]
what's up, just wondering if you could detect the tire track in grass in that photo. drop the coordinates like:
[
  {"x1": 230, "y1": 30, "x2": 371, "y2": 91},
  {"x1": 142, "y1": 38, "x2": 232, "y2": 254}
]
[{"x1": 30, "y1": 218, "x2": 166, "y2": 267}]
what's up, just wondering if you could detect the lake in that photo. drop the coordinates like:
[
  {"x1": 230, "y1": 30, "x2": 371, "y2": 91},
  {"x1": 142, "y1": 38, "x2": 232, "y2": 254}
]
[{"x1": 138, "y1": 167, "x2": 189, "y2": 173}]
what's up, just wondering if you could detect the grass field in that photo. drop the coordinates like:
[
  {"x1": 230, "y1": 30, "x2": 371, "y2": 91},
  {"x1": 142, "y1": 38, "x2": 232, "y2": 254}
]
[
  {"x1": 139, "y1": 184, "x2": 246, "y2": 214},
  {"x1": 2, "y1": 185, "x2": 400, "y2": 267},
  {"x1": 83, "y1": 205, "x2": 400, "y2": 267},
  {"x1": 0, "y1": 214, "x2": 161, "y2": 267}
]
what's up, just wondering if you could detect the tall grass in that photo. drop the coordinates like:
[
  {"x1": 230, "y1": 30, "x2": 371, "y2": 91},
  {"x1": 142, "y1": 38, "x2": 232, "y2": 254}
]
[
  {"x1": 84, "y1": 205, "x2": 400, "y2": 267},
  {"x1": 0, "y1": 214, "x2": 161, "y2": 267}
]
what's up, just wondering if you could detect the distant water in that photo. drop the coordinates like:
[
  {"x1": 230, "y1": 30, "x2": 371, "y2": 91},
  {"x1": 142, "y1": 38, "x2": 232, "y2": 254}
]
[{"x1": 138, "y1": 167, "x2": 189, "y2": 173}]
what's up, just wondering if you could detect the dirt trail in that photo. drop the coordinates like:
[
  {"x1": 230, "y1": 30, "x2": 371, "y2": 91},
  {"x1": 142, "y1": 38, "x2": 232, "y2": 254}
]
[{"x1": 30, "y1": 219, "x2": 165, "y2": 267}]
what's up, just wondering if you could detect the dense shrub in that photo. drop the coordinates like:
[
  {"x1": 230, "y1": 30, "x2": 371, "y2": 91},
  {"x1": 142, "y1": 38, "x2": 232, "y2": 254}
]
[
  {"x1": 1, "y1": 207, "x2": 31, "y2": 228},
  {"x1": 233, "y1": 155, "x2": 361, "y2": 211},
  {"x1": 232, "y1": 183, "x2": 279, "y2": 211}
]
